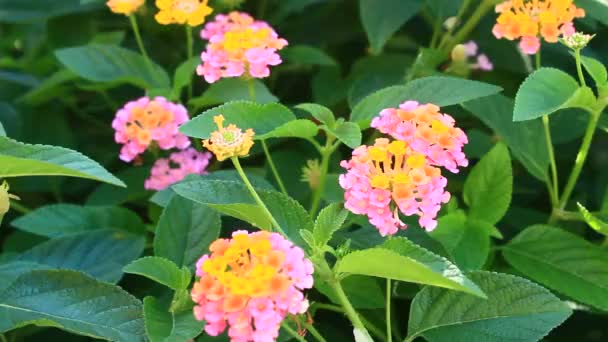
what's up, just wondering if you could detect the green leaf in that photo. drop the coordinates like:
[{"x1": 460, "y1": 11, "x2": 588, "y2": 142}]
[
  {"x1": 0, "y1": 270, "x2": 145, "y2": 341},
  {"x1": 314, "y1": 203, "x2": 348, "y2": 247},
  {"x1": 281, "y1": 45, "x2": 337, "y2": 66},
  {"x1": 430, "y1": 211, "x2": 490, "y2": 271},
  {"x1": 577, "y1": 202, "x2": 608, "y2": 236},
  {"x1": 359, "y1": 0, "x2": 423, "y2": 54},
  {"x1": 335, "y1": 237, "x2": 485, "y2": 297},
  {"x1": 351, "y1": 77, "x2": 502, "y2": 125},
  {"x1": 331, "y1": 121, "x2": 362, "y2": 148},
  {"x1": 463, "y1": 143, "x2": 512, "y2": 225},
  {"x1": 316, "y1": 275, "x2": 385, "y2": 309},
  {"x1": 0, "y1": 136, "x2": 125, "y2": 187},
  {"x1": 513, "y1": 68, "x2": 585, "y2": 121},
  {"x1": 462, "y1": 94, "x2": 549, "y2": 181},
  {"x1": 11, "y1": 204, "x2": 145, "y2": 237},
  {"x1": 296, "y1": 103, "x2": 336, "y2": 128},
  {"x1": 0, "y1": 0, "x2": 102, "y2": 23},
  {"x1": 172, "y1": 180, "x2": 313, "y2": 247},
  {"x1": 8, "y1": 230, "x2": 144, "y2": 283},
  {"x1": 578, "y1": 0, "x2": 608, "y2": 26},
  {"x1": 171, "y1": 56, "x2": 199, "y2": 100},
  {"x1": 154, "y1": 195, "x2": 221, "y2": 269},
  {"x1": 55, "y1": 44, "x2": 170, "y2": 89},
  {"x1": 503, "y1": 225, "x2": 608, "y2": 311},
  {"x1": 180, "y1": 101, "x2": 294, "y2": 140},
  {"x1": 257, "y1": 119, "x2": 319, "y2": 140},
  {"x1": 0, "y1": 122, "x2": 5, "y2": 137},
  {"x1": 143, "y1": 297, "x2": 205, "y2": 342},
  {"x1": 18, "y1": 69, "x2": 78, "y2": 106},
  {"x1": 188, "y1": 79, "x2": 278, "y2": 110},
  {"x1": 124, "y1": 257, "x2": 191, "y2": 290},
  {"x1": 407, "y1": 271, "x2": 572, "y2": 342},
  {"x1": 579, "y1": 55, "x2": 608, "y2": 87}
]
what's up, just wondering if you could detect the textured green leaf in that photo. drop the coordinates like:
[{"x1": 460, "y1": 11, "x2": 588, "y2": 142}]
[
  {"x1": 315, "y1": 275, "x2": 385, "y2": 309},
  {"x1": 0, "y1": 136, "x2": 125, "y2": 187},
  {"x1": 154, "y1": 195, "x2": 221, "y2": 269},
  {"x1": 407, "y1": 271, "x2": 572, "y2": 342},
  {"x1": 513, "y1": 68, "x2": 582, "y2": 121},
  {"x1": 55, "y1": 44, "x2": 170, "y2": 89},
  {"x1": 359, "y1": 0, "x2": 423, "y2": 54},
  {"x1": 281, "y1": 45, "x2": 337, "y2": 66},
  {"x1": 577, "y1": 202, "x2": 608, "y2": 236},
  {"x1": 314, "y1": 203, "x2": 348, "y2": 247},
  {"x1": 336, "y1": 237, "x2": 484, "y2": 297},
  {"x1": 579, "y1": 55, "x2": 608, "y2": 87},
  {"x1": 188, "y1": 78, "x2": 278, "y2": 110},
  {"x1": 124, "y1": 257, "x2": 191, "y2": 290},
  {"x1": 503, "y1": 225, "x2": 608, "y2": 311},
  {"x1": 143, "y1": 297, "x2": 205, "y2": 342},
  {"x1": 0, "y1": 270, "x2": 145, "y2": 341},
  {"x1": 11, "y1": 204, "x2": 144, "y2": 237},
  {"x1": 7, "y1": 230, "x2": 144, "y2": 283},
  {"x1": 296, "y1": 103, "x2": 336, "y2": 128},
  {"x1": 351, "y1": 77, "x2": 502, "y2": 125},
  {"x1": 463, "y1": 143, "x2": 512, "y2": 224},
  {"x1": 257, "y1": 119, "x2": 319, "y2": 140},
  {"x1": 180, "y1": 101, "x2": 294, "y2": 139}
]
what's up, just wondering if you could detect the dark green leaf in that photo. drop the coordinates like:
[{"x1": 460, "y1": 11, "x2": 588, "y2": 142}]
[
  {"x1": 579, "y1": 54, "x2": 608, "y2": 87},
  {"x1": 143, "y1": 297, "x2": 205, "y2": 342},
  {"x1": 0, "y1": 0, "x2": 102, "y2": 23},
  {"x1": 281, "y1": 45, "x2": 337, "y2": 66},
  {"x1": 172, "y1": 56, "x2": 199, "y2": 100},
  {"x1": 316, "y1": 275, "x2": 385, "y2": 309}
]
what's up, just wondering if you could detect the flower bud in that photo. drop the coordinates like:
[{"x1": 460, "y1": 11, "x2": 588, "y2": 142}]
[
  {"x1": 561, "y1": 32, "x2": 595, "y2": 50},
  {"x1": 451, "y1": 44, "x2": 468, "y2": 63}
]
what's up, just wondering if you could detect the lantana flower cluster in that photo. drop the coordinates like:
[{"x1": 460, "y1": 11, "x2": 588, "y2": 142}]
[
  {"x1": 192, "y1": 231, "x2": 314, "y2": 342},
  {"x1": 144, "y1": 148, "x2": 212, "y2": 190},
  {"x1": 197, "y1": 11, "x2": 288, "y2": 83},
  {"x1": 155, "y1": 0, "x2": 213, "y2": 26},
  {"x1": 341, "y1": 101, "x2": 468, "y2": 236},
  {"x1": 106, "y1": 0, "x2": 144, "y2": 15},
  {"x1": 203, "y1": 115, "x2": 255, "y2": 161},
  {"x1": 492, "y1": 0, "x2": 585, "y2": 54}
]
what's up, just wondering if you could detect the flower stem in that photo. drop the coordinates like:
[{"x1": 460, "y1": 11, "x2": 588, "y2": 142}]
[
  {"x1": 247, "y1": 78, "x2": 257, "y2": 102},
  {"x1": 231, "y1": 157, "x2": 287, "y2": 236},
  {"x1": 129, "y1": 15, "x2": 153, "y2": 72},
  {"x1": 438, "y1": 0, "x2": 472, "y2": 49},
  {"x1": 261, "y1": 140, "x2": 289, "y2": 195},
  {"x1": 302, "y1": 321, "x2": 327, "y2": 342},
  {"x1": 386, "y1": 279, "x2": 393, "y2": 342},
  {"x1": 314, "y1": 303, "x2": 387, "y2": 341},
  {"x1": 574, "y1": 49, "x2": 587, "y2": 87},
  {"x1": 281, "y1": 322, "x2": 307, "y2": 342},
  {"x1": 186, "y1": 25, "x2": 194, "y2": 100},
  {"x1": 309, "y1": 138, "x2": 336, "y2": 217},
  {"x1": 443, "y1": 0, "x2": 494, "y2": 52},
  {"x1": 331, "y1": 277, "x2": 370, "y2": 337},
  {"x1": 10, "y1": 200, "x2": 31, "y2": 214},
  {"x1": 542, "y1": 115, "x2": 559, "y2": 208}
]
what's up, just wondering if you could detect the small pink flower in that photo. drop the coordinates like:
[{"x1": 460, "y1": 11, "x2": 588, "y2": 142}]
[
  {"x1": 463, "y1": 41, "x2": 478, "y2": 56},
  {"x1": 519, "y1": 36, "x2": 541, "y2": 55},
  {"x1": 476, "y1": 54, "x2": 494, "y2": 71},
  {"x1": 144, "y1": 148, "x2": 212, "y2": 191},
  {"x1": 560, "y1": 22, "x2": 575, "y2": 37}
]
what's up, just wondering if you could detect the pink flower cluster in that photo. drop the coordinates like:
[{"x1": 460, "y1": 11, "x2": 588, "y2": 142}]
[
  {"x1": 144, "y1": 148, "x2": 212, "y2": 190},
  {"x1": 112, "y1": 96, "x2": 190, "y2": 162},
  {"x1": 463, "y1": 41, "x2": 494, "y2": 71},
  {"x1": 340, "y1": 139, "x2": 451, "y2": 235},
  {"x1": 371, "y1": 101, "x2": 468, "y2": 173},
  {"x1": 197, "y1": 11, "x2": 288, "y2": 83},
  {"x1": 192, "y1": 231, "x2": 313, "y2": 342}
]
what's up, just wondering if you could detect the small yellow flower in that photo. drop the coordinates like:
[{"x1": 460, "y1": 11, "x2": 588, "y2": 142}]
[
  {"x1": 155, "y1": 0, "x2": 213, "y2": 26},
  {"x1": 106, "y1": 0, "x2": 145, "y2": 15},
  {"x1": 203, "y1": 115, "x2": 254, "y2": 161}
]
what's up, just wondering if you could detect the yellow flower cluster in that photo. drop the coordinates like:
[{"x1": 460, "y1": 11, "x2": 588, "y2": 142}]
[
  {"x1": 202, "y1": 115, "x2": 254, "y2": 161},
  {"x1": 106, "y1": 0, "x2": 145, "y2": 15},
  {"x1": 155, "y1": 0, "x2": 213, "y2": 26}
]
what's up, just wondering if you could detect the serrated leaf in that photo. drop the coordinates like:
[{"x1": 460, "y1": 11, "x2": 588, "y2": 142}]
[
  {"x1": 579, "y1": 55, "x2": 608, "y2": 87},
  {"x1": 336, "y1": 237, "x2": 485, "y2": 297},
  {"x1": 124, "y1": 257, "x2": 191, "y2": 290},
  {"x1": 281, "y1": 45, "x2": 337, "y2": 66},
  {"x1": 0, "y1": 270, "x2": 145, "y2": 341},
  {"x1": 154, "y1": 195, "x2": 221, "y2": 269},
  {"x1": 407, "y1": 271, "x2": 572, "y2": 342},
  {"x1": 11, "y1": 204, "x2": 144, "y2": 237},
  {"x1": 0, "y1": 136, "x2": 125, "y2": 187},
  {"x1": 351, "y1": 77, "x2": 502, "y2": 126},
  {"x1": 188, "y1": 78, "x2": 278, "y2": 109},
  {"x1": 513, "y1": 68, "x2": 584, "y2": 121},
  {"x1": 314, "y1": 203, "x2": 348, "y2": 247},
  {"x1": 463, "y1": 143, "x2": 512, "y2": 224},
  {"x1": 180, "y1": 101, "x2": 295, "y2": 139},
  {"x1": 296, "y1": 103, "x2": 336, "y2": 128},
  {"x1": 577, "y1": 202, "x2": 608, "y2": 236},
  {"x1": 503, "y1": 225, "x2": 608, "y2": 311},
  {"x1": 143, "y1": 297, "x2": 205, "y2": 342},
  {"x1": 55, "y1": 44, "x2": 170, "y2": 89},
  {"x1": 7, "y1": 230, "x2": 144, "y2": 283},
  {"x1": 257, "y1": 119, "x2": 319, "y2": 140}
]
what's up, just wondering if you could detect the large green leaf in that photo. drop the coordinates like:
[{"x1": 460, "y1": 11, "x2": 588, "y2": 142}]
[
  {"x1": 188, "y1": 78, "x2": 278, "y2": 110},
  {"x1": 0, "y1": 0, "x2": 102, "y2": 23},
  {"x1": 359, "y1": 0, "x2": 423, "y2": 54},
  {"x1": 7, "y1": 230, "x2": 144, "y2": 283},
  {"x1": 124, "y1": 257, "x2": 191, "y2": 291},
  {"x1": 407, "y1": 271, "x2": 572, "y2": 342},
  {"x1": 0, "y1": 137, "x2": 125, "y2": 187},
  {"x1": 154, "y1": 195, "x2": 221, "y2": 269},
  {"x1": 179, "y1": 101, "x2": 295, "y2": 139},
  {"x1": 463, "y1": 143, "x2": 512, "y2": 224},
  {"x1": 351, "y1": 77, "x2": 502, "y2": 125},
  {"x1": 513, "y1": 68, "x2": 590, "y2": 121},
  {"x1": 503, "y1": 225, "x2": 608, "y2": 311},
  {"x1": 0, "y1": 270, "x2": 145, "y2": 341},
  {"x1": 143, "y1": 297, "x2": 205, "y2": 342},
  {"x1": 313, "y1": 203, "x2": 348, "y2": 247},
  {"x1": 172, "y1": 180, "x2": 313, "y2": 247},
  {"x1": 462, "y1": 95, "x2": 549, "y2": 181},
  {"x1": 11, "y1": 204, "x2": 144, "y2": 237},
  {"x1": 55, "y1": 44, "x2": 170, "y2": 89},
  {"x1": 335, "y1": 237, "x2": 484, "y2": 297}
]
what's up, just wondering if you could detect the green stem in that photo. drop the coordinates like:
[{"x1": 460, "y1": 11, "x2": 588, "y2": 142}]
[
  {"x1": 129, "y1": 15, "x2": 153, "y2": 72},
  {"x1": 10, "y1": 200, "x2": 31, "y2": 214},
  {"x1": 0, "y1": 334, "x2": 7, "y2": 342},
  {"x1": 443, "y1": 0, "x2": 493, "y2": 52},
  {"x1": 575, "y1": 49, "x2": 587, "y2": 87},
  {"x1": 186, "y1": 26, "x2": 194, "y2": 100},
  {"x1": 247, "y1": 78, "x2": 257, "y2": 102},
  {"x1": 535, "y1": 49, "x2": 542, "y2": 70},
  {"x1": 330, "y1": 277, "x2": 370, "y2": 337},
  {"x1": 231, "y1": 157, "x2": 287, "y2": 236},
  {"x1": 438, "y1": 0, "x2": 472, "y2": 49},
  {"x1": 314, "y1": 303, "x2": 387, "y2": 341},
  {"x1": 542, "y1": 115, "x2": 559, "y2": 208},
  {"x1": 281, "y1": 322, "x2": 307, "y2": 342},
  {"x1": 386, "y1": 279, "x2": 393, "y2": 342},
  {"x1": 302, "y1": 321, "x2": 327, "y2": 342},
  {"x1": 261, "y1": 140, "x2": 289, "y2": 195},
  {"x1": 309, "y1": 138, "x2": 336, "y2": 217}
]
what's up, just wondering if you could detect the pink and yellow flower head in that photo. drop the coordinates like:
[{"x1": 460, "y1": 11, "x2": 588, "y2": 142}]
[
  {"x1": 339, "y1": 138, "x2": 451, "y2": 236},
  {"x1": 112, "y1": 96, "x2": 191, "y2": 162},
  {"x1": 197, "y1": 11, "x2": 288, "y2": 83},
  {"x1": 371, "y1": 101, "x2": 468, "y2": 173},
  {"x1": 155, "y1": 0, "x2": 213, "y2": 26},
  {"x1": 144, "y1": 148, "x2": 212, "y2": 190},
  {"x1": 192, "y1": 231, "x2": 314, "y2": 341},
  {"x1": 492, "y1": 0, "x2": 585, "y2": 54},
  {"x1": 202, "y1": 115, "x2": 254, "y2": 161},
  {"x1": 106, "y1": 0, "x2": 144, "y2": 15}
]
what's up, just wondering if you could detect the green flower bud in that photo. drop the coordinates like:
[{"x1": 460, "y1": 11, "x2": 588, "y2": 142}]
[
  {"x1": 561, "y1": 32, "x2": 595, "y2": 50},
  {"x1": 451, "y1": 44, "x2": 468, "y2": 63}
]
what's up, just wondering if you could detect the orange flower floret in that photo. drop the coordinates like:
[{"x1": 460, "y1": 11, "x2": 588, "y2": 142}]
[{"x1": 202, "y1": 115, "x2": 254, "y2": 161}]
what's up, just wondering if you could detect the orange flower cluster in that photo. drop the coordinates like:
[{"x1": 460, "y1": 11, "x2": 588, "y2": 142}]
[{"x1": 202, "y1": 115, "x2": 254, "y2": 161}]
